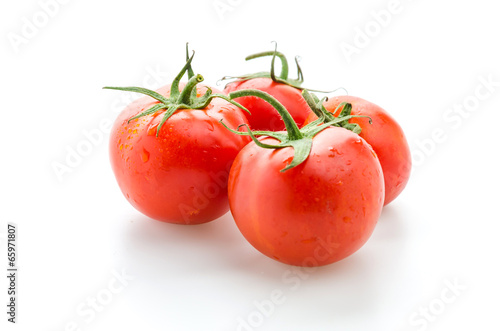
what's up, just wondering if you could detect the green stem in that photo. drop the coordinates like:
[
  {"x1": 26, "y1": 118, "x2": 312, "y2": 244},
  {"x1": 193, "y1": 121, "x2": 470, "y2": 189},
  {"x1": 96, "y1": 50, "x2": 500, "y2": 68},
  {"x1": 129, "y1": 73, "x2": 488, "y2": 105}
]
[
  {"x1": 294, "y1": 56, "x2": 304, "y2": 83},
  {"x1": 246, "y1": 51, "x2": 289, "y2": 80},
  {"x1": 185, "y1": 43, "x2": 194, "y2": 79},
  {"x1": 105, "y1": 48, "x2": 250, "y2": 134},
  {"x1": 102, "y1": 86, "x2": 169, "y2": 104},
  {"x1": 178, "y1": 74, "x2": 203, "y2": 104},
  {"x1": 302, "y1": 89, "x2": 327, "y2": 120},
  {"x1": 171, "y1": 51, "x2": 195, "y2": 98},
  {"x1": 229, "y1": 89, "x2": 303, "y2": 140}
]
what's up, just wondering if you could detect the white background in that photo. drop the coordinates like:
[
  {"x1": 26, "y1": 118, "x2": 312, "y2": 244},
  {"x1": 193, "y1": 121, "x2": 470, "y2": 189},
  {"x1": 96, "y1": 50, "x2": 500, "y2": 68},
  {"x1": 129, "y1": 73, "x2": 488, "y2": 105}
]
[{"x1": 1, "y1": 0, "x2": 500, "y2": 330}]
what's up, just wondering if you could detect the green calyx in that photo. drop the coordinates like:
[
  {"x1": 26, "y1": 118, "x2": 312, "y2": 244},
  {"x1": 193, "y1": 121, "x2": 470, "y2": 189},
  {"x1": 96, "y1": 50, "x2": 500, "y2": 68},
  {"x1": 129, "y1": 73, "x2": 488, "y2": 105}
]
[
  {"x1": 104, "y1": 46, "x2": 248, "y2": 137},
  {"x1": 221, "y1": 89, "x2": 367, "y2": 172},
  {"x1": 301, "y1": 91, "x2": 372, "y2": 135},
  {"x1": 221, "y1": 42, "x2": 335, "y2": 93}
]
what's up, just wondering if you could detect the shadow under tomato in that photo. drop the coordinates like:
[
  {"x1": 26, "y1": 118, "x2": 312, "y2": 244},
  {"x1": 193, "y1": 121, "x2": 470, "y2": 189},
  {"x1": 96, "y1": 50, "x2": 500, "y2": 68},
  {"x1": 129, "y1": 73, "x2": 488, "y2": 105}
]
[
  {"x1": 120, "y1": 211, "x2": 245, "y2": 272},
  {"x1": 214, "y1": 203, "x2": 411, "y2": 327},
  {"x1": 120, "y1": 202, "x2": 408, "y2": 275},
  {"x1": 286, "y1": 203, "x2": 411, "y2": 326},
  {"x1": 119, "y1": 203, "x2": 410, "y2": 330}
]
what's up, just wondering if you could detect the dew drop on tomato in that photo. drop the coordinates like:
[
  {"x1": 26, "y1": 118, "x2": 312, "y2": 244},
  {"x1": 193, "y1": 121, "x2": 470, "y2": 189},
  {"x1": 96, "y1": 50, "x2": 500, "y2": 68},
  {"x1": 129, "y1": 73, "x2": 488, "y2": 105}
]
[
  {"x1": 147, "y1": 125, "x2": 157, "y2": 136},
  {"x1": 141, "y1": 149, "x2": 150, "y2": 163},
  {"x1": 329, "y1": 147, "x2": 343, "y2": 156},
  {"x1": 282, "y1": 156, "x2": 294, "y2": 165}
]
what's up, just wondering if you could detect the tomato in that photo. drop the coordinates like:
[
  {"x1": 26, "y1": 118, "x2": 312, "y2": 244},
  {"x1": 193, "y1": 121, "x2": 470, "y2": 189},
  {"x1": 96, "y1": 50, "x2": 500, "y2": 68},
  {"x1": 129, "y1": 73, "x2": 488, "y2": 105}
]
[
  {"x1": 223, "y1": 47, "x2": 312, "y2": 131},
  {"x1": 226, "y1": 89, "x2": 384, "y2": 266},
  {"x1": 304, "y1": 96, "x2": 411, "y2": 205},
  {"x1": 106, "y1": 53, "x2": 250, "y2": 224},
  {"x1": 225, "y1": 78, "x2": 311, "y2": 131}
]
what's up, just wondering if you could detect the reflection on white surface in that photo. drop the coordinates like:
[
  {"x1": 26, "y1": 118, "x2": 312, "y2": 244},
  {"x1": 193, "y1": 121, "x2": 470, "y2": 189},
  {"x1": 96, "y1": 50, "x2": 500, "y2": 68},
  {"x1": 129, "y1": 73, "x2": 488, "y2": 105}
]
[{"x1": 116, "y1": 204, "x2": 415, "y2": 331}]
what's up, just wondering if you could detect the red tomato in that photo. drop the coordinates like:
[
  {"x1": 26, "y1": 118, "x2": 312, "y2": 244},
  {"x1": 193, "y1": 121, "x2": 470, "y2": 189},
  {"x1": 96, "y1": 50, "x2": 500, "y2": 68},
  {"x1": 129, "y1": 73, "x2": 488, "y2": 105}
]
[
  {"x1": 109, "y1": 81, "x2": 250, "y2": 224},
  {"x1": 224, "y1": 78, "x2": 311, "y2": 131},
  {"x1": 228, "y1": 115, "x2": 384, "y2": 266},
  {"x1": 304, "y1": 96, "x2": 411, "y2": 205}
]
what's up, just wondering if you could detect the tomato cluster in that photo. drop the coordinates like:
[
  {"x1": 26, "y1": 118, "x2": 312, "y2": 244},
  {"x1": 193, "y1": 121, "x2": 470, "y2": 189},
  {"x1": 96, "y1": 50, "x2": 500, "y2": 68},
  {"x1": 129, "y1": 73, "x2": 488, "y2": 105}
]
[{"x1": 106, "y1": 45, "x2": 411, "y2": 267}]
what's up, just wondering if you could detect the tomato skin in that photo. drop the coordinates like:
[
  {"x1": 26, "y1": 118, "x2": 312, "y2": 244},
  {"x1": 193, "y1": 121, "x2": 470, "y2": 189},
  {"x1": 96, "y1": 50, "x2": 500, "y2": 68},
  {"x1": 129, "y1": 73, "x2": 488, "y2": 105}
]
[
  {"x1": 228, "y1": 127, "x2": 384, "y2": 266},
  {"x1": 109, "y1": 83, "x2": 250, "y2": 224},
  {"x1": 304, "y1": 96, "x2": 411, "y2": 206},
  {"x1": 224, "y1": 78, "x2": 311, "y2": 131}
]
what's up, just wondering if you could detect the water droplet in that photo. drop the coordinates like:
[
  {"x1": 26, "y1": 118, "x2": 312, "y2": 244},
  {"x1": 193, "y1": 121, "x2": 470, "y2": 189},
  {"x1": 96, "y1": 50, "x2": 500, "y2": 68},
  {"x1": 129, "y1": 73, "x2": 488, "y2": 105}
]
[
  {"x1": 141, "y1": 149, "x2": 150, "y2": 162},
  {"x1": 301, "y1": 238, "x2": 316, "y2": 244},
  {"x1": 282, "y1": 156, "x2": 293, "y2": 164},
  {"x1": 328, "y1": 146, "x2": 343, "y2": 157},
  {"x1": 147, "y1": 125, "x2": 157, "y2": 136}
]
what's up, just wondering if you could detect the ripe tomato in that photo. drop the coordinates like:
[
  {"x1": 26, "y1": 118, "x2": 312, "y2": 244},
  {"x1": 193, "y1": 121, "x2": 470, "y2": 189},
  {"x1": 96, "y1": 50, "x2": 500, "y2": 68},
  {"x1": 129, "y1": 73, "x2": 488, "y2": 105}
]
[
  {"x1": 223, "y1": 47, "x2": 313, "y2": 131},
  {"x1": 304, "y1": 96, "x2": 411, "y2": 205},
  {"x1": 107, "y1": 54, "x2": 250, "y2": 224},
  {"x1": 226, "y1": 89, "x2": 385, "y2": 266}
]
